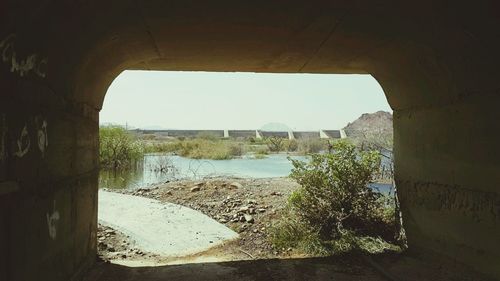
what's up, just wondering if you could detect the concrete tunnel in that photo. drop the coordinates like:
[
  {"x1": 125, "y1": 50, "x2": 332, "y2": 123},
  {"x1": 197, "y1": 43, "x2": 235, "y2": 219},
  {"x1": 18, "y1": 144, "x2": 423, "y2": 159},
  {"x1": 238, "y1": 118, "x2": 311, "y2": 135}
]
[{"x1": 0, "y1": 1, "x2": 499, "y2": 280}]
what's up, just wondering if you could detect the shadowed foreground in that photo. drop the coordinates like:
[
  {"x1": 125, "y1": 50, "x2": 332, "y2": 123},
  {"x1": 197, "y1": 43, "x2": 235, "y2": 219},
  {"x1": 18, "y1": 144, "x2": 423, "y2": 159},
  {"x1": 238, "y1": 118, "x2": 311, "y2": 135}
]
[
  {"x1": 84, "y1": 255, "x2": 385, "y2": 281},
  {"x1": 84, "y1": 253, "x2": 491, "y2": 281}
]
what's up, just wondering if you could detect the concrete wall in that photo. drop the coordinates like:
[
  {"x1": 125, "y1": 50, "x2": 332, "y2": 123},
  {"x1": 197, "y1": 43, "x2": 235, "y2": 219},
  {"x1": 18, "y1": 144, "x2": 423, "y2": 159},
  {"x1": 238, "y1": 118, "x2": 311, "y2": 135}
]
[
  {"x1": 0, "y1": 69, "x2": 98, "y2": 280},
  {"x1": 139, "y1": 130, "x2": 225, "y2": 138},
  {"x1": 320, "y1": 130, "x2": 341, "y2": 139},
  {"x1": 259, "y1": 131, "x2": 290, "y2": 139},
  {"x1": 227, "y1": 130, "x2": 257, "y2": 139},
  {"x1": 394, "y1": 99, "x2": 500, "y2": 276},
  {"x1": 1, "y1": 1, "x2": 500, "y2": 280},
  {"x1": 293, "y1": 131, "x2": 320, "y2": 139},
  {"x1": 137, "y1": 129, "x2": 337, "y2": 140}
]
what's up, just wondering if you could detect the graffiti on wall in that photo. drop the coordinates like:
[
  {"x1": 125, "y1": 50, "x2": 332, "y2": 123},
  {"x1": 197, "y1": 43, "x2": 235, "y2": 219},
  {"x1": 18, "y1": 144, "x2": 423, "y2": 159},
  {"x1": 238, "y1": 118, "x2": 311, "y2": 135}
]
[
  {"x1": 46, "y1": 200, "x2": 60, "y2": 240},
  {"x1": 0, "y1": 34, "x2": 48, "y2": 78},
  {"x1": 9, "y1": 116, "x2": 49, "y2": 159},
  {"x1": 36, "y1": 116, "x2": 48, "y2": 157},
  {"x1": 13, "y1": 123, "x2": 30, "y2": 158}
]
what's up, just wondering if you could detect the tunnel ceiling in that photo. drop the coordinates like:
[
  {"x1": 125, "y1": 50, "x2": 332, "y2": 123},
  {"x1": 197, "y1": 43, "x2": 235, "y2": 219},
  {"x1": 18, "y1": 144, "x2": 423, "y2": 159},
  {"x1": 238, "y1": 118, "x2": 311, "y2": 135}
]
[{"x1": 2, "y1": 0, "x2": 500, "y2": 111}]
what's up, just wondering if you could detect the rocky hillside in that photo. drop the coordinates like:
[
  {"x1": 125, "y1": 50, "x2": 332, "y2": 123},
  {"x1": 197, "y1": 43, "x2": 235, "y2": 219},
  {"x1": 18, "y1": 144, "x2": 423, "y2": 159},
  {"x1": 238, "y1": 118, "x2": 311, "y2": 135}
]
[{"x1": 343, "y1": 111, "x2": 393, "y2": 148}]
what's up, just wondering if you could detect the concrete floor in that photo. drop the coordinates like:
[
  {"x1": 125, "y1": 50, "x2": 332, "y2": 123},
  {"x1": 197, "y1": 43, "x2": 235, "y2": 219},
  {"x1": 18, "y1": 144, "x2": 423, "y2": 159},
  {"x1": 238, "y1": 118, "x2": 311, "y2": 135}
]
[
  {"x1": 84, "y1": 255, "x2": 386, "y2": 281},
  {"x1": 98, "y1": 190, "x2": 238, "y2": 257},
  {"x1": 84, "y1": 252, "x2": 493, "y2": 281}
]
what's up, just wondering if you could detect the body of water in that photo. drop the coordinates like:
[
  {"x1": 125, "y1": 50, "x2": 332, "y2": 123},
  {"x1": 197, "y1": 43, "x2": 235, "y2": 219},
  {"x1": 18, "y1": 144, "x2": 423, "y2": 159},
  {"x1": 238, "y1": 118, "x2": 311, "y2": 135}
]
[
  {"x1": 99, "y1": 154, "x2": 308, "y2": 189},
  {"x1": 99, "y1": 153, "x2": 393, "y2": 193}
]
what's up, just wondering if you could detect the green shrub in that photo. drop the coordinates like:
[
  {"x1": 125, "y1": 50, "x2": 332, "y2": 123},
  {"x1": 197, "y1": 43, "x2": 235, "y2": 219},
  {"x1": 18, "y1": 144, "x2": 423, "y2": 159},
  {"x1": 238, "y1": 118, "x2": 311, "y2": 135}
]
[
  {"x1": 177, "y1": 139, "x2": 241, "y2": 160},
  {"x1": 144, "y1": 141, "x2": 182, "y2": 153},
  {"x1": 245, "y1": 144, "x2": 268, "y2": 154},
  {"x1": 99, "y1": 126, "x2": 144, "y2": 169},
  {"x1": 196, "y1": 131, "x2": 219, "y2": 141},
  {"x1": 298, "y1": 138, "x2": 326, "y2": 154},
  {"x1": 285, "y1": 139, "x2": 298, "y2": 152},
  {"x1": 254, "y1": 153, "x2": 267, "y2": 159},
  {"x1": 141, "y1": 134, "x2": 156, "y2": 140},
  {"x1": 269, "y1": 207, "x2": 329, "y2": 255},
  {"x1": 142, "y1": 138, "x2": 245, "y2": 160},
  {"x1": 289, "y1": 140, "x2": 384, "y2": 237},
  {"x1": 228, "y1": 143, "x2": 244, "y2": 157},
  {"x1": 266, "y1": 136, "x2": 285, "y2": 152},
  {"x1": 270, "y1": 140, "x2": 397, "y2": 254}
]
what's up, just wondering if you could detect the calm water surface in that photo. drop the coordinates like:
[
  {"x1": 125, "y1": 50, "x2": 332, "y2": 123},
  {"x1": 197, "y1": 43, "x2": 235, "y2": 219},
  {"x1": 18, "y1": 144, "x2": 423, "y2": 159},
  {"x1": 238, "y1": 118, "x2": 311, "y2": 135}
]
[
  {"x1": 99, "y1": 153, "x2": 393, "y2": 193},
  {"x1": 99, "y1": 154, "x2": 308, "y2": 189}
]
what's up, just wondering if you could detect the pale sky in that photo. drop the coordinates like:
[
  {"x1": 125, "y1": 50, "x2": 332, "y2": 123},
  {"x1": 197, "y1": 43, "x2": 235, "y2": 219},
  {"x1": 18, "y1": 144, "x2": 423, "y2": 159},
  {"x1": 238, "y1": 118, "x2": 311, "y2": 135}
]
[{"x1": 100, "y1": 71, "x2": 391, "y2": 130}]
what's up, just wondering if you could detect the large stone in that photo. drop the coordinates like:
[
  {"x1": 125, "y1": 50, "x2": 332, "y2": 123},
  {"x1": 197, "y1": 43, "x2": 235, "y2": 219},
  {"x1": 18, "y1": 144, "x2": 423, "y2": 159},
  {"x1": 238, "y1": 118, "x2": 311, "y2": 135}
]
[
  {"x1": 244, "y1": 215, "x2": 254, "y2": 223},
  {"x1": 230, "y1": 182, "x2": 243, "y2": 189}
]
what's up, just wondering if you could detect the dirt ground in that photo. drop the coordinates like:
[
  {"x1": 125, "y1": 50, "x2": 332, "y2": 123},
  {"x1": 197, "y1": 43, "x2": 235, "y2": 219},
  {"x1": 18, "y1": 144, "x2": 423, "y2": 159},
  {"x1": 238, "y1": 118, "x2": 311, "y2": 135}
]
[
  {"x1": 98, "y1": 177, "x2": 302, "y2": 264},
  {"x1": 94, "y1": 177, "x2": 490, "y2": 281}
]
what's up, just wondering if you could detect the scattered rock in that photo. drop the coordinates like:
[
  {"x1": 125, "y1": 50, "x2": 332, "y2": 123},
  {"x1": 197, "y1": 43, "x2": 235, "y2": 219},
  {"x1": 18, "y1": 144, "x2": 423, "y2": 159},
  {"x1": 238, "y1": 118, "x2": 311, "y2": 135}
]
[
  {"x1": 239, "y1": 225, "x2": 248, "y2": 233},
  {"x1": 100, "y1": 176, "x2": 301, "y2": 261},
  {"x1": 230, "y1": 182, "x2": 243, "y2": 189},
  {"x1": 244, "y1": 214, "x2": 254, "y2": 223}
]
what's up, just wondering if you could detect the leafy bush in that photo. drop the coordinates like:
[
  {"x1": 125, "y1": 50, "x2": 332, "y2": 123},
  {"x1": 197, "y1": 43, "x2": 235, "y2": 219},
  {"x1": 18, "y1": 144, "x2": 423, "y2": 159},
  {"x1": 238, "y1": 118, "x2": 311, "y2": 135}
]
[
  {"x1": 228, "y1": 143, "x2": 244, "y2": 157},
  {"x1": 270, "y1": 140, "x2": 397, "y2": 254},
  {"x1": 266, "y1": 136, "x2": 285, "y2": 152},
  {"x1": 99, "y1": 126, "x2": 144, "y2": 169},
  {"x1": 285, "y1": 139, "x2": 298, "y2": 152},
  {"x1": 144, "y1": 141, "x2": 182, "y2": 153},
  {"x1": 298, "y1": 138, "x2": 326, "y2": 154},
  {"x1": 196, "y1": 131, "x2": 219, "y2": 141},
  {"x1": 141, "y1": 134, "x2": 156, "y2": 140},
  {"x1": 254, "y1": 146, "x2": 269, "y2": 155},
  {"x1": 142, "y1": 137, "x2": 246, "y2": 160}
]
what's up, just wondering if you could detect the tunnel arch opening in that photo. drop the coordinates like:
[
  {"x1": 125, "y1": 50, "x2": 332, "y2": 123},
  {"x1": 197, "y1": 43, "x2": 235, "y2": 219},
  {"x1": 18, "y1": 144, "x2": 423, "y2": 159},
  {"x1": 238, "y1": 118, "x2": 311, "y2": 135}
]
[
  {"x1": 96, "y1": 70, "x2": 398, "y2": 265},
  {"x1": 3, "y1": 2, "x2": 500, "y2": 280}
]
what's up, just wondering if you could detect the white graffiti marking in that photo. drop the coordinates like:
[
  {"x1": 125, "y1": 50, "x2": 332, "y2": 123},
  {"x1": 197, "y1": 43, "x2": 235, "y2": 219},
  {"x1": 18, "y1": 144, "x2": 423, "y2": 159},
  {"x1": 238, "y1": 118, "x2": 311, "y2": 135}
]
[
  {"x1": 0, "y1": 34, "x2": 48, "y2": 78},
  {"x1": 14, "y1": 123, "x2": 30, "y2": 158},
  {"x1": 46, "y1": 200, "x2": 60, "y2": 240},
  {"x1": 36, "y1": 117, "x2": 48, "y2": 157},
  {"x1": 0, "y1": 115, "x2": 6, "y2": 161}
]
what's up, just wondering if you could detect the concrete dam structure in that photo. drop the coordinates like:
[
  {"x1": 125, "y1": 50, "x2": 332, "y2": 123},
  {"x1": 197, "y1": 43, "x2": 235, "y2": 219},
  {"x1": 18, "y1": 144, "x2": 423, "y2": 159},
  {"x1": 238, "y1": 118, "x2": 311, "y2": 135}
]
[
  {"x1": 133, "y1": 129, "x2": 343, "y2": 140},
  {"x1": 1, "y1": 1, "x2": 500, "y2": 280}
]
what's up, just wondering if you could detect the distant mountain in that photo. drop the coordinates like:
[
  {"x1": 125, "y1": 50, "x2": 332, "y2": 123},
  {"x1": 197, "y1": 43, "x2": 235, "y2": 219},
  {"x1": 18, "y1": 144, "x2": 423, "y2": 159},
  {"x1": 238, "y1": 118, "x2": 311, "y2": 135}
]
[
  {"x1": 344, "y1": 111, "x2": 392, "y2": 134},
  {"x1": 260, "y1": 122, "x2": 291, "y2": 132},
  {"x1": 343, "y1": 111, "x2": 393, "y2": 148}
]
